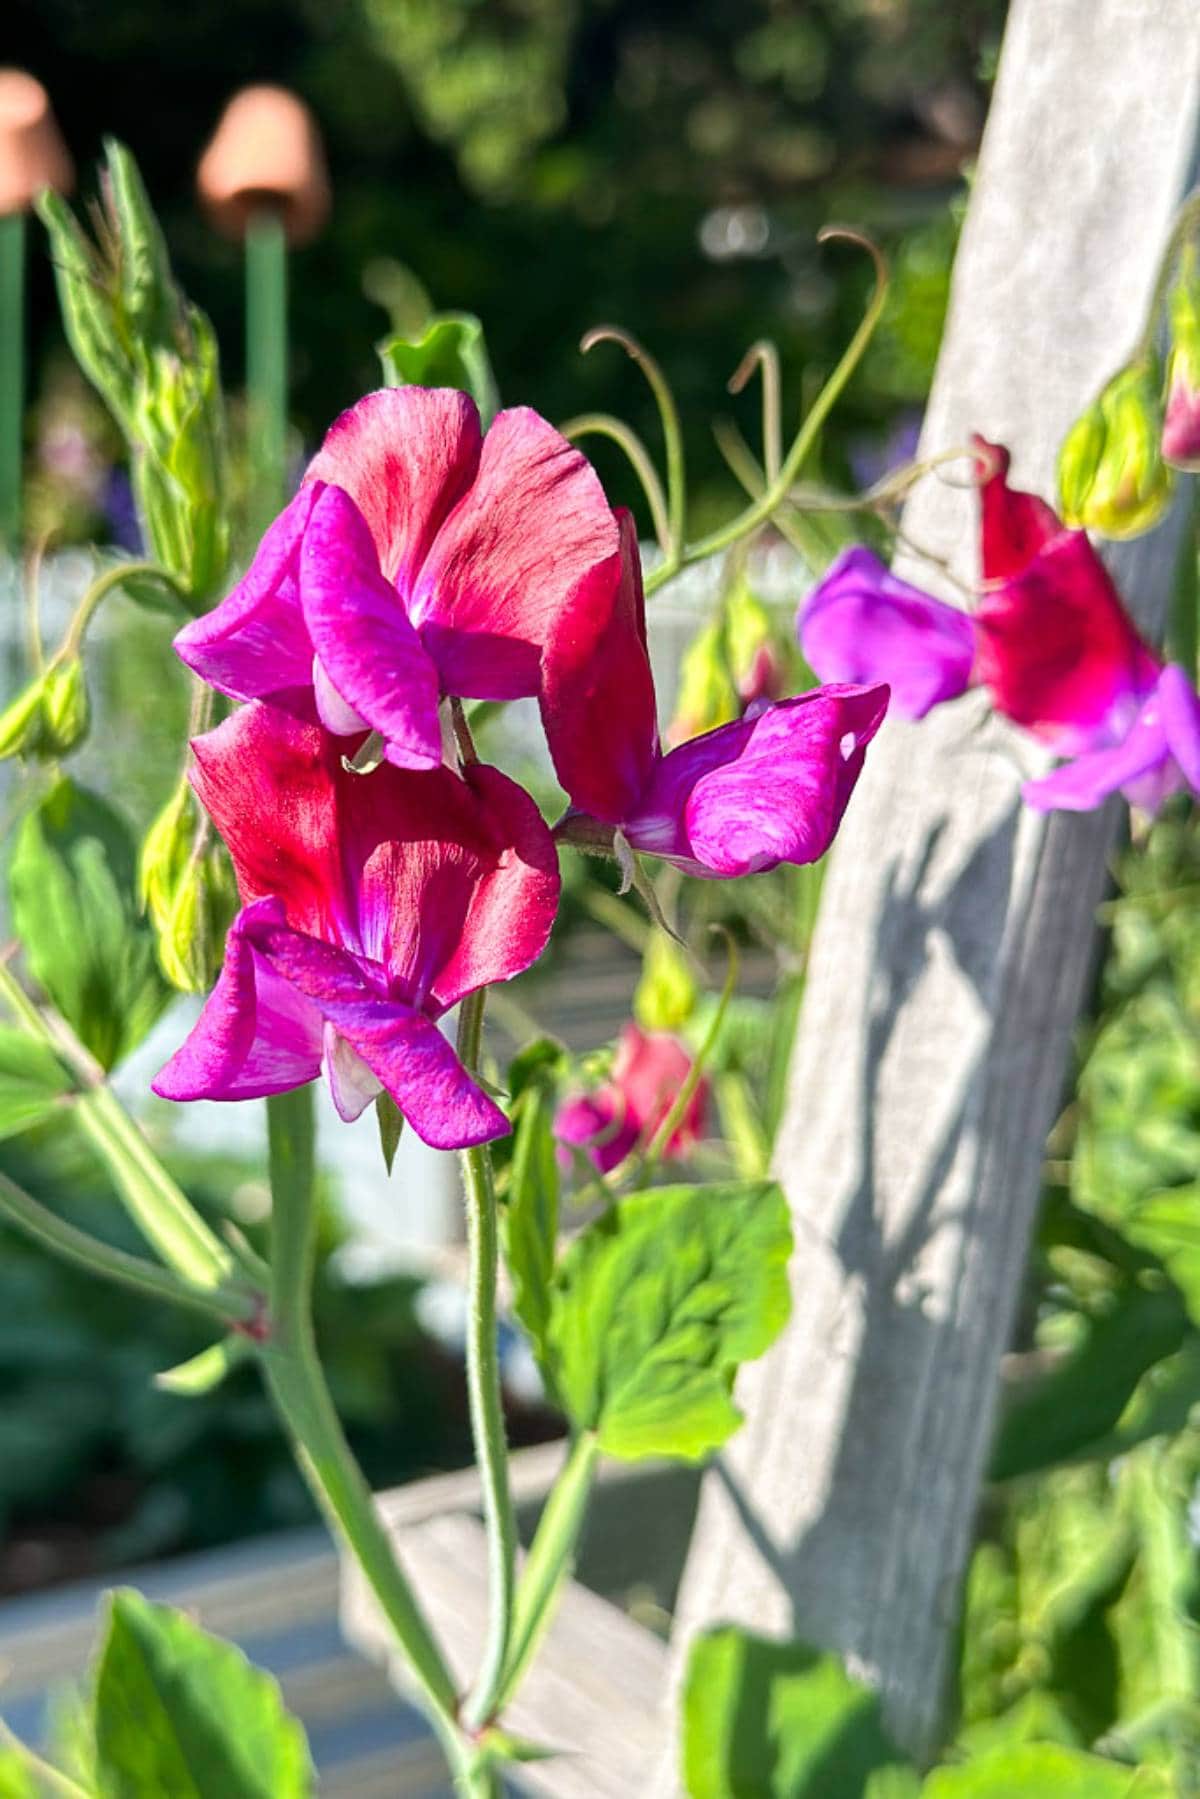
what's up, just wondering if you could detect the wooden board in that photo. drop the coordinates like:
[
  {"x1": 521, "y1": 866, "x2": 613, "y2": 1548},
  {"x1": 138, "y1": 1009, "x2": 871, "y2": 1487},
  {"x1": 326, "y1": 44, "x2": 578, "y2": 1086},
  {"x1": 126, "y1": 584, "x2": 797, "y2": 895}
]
[{"x1": 659, "y1": 0, "x2": 1200, "y2": 1773}]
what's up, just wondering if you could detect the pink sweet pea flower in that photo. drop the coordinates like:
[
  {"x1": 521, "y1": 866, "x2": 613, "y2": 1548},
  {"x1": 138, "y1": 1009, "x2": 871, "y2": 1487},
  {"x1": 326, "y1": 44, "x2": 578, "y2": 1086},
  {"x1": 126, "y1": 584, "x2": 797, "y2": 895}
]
[
  {"x1": 543, "y1": 515, "x2": 889, "y2": 877},
  {"x1": 174, "y1": 388, "x2": 622, "y2": 770},
  {"x1": 798, "y1": 439, "x2": 1197, "y2": 814},
  {"x1": 153, "y1": 702, "x2": 560, "y2": 1149},
  {"x1": 554, "y1": 1023, "x2": 706, "y2": 1174}
]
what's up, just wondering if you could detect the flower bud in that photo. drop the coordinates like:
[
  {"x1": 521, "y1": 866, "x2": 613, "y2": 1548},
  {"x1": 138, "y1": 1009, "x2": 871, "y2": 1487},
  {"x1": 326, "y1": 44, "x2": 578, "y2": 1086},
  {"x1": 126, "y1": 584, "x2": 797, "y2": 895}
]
[
  {"x1": 1058, "y1": 360, "x2": 1173, "y2": 540},
  {"x1": 140, "y1": 786, "x2": 237, "y2": 992},
  {"x1": 668, "y1": 578, "x2": 789, "y2": 745},
  {"x1": 0, "y1": 678, "x2": 48, "y2": 759},
  {"x1": 1163, "y1": 244, "x2": 1200, "y2": 472},
  {"x1": 36, "y1": 142, "x2": 229, "y2": 605},
  {"x1": 40, "y1": 657, "x2": 90, "y2": 755},
  {"x1": 634, "y1": 930, "x2": 698, "y2": 1035}
]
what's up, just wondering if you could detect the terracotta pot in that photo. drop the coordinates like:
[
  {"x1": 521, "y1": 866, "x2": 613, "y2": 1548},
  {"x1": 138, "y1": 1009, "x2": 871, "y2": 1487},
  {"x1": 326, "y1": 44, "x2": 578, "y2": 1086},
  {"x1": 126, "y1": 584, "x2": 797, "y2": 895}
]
[
  {"x1": 197, "y1": 85, "x2": 330, "y2": 246},
  {"x1": 0, "y1": 70, "x2": 73, "y2": 215}
]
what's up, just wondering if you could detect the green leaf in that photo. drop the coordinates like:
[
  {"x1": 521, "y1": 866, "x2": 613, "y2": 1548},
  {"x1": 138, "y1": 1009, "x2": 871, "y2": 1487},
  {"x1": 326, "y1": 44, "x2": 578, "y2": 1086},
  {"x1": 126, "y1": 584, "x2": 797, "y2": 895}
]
[
  {"x1": 502, "y1": 1070, "x2": 560, "y2": 1384},
  {"x1": 378, "y1": 312, "x2": 499, "y2": 424},
  {"x1": 922, "y1": 1743, "x2": 1171, "y2": 1796},
  {"x1": 155, "y1": 1336, "x2": 251, "y2": 1395},
  {"x1": 93, "y1": 1590, "x2": 313, "y2": 1798},
  {"x1": 1121, "y1": 1187, "x2": 1200, "y2": 1327},
  {"x1": 9, "y1": 778, "x2": 169, "y2": 1070},
  {"x1": 991, "y1": 1286, "x2": 1188, "y2": 1478},
  {"x1": 681, "y1": 1628, "x2": 920, "y2": 1799},
  {"x1": 546, "y1": 1179, "x2": 791, "y2": 1460},
  {"x1": 374, "y1": 1091, "x2": 404, "y2": 1175},
  {"x1": 0, "y1": 1026, "x2": 71, "y2": 1142},
  {"x1": 0, "y1": 1752, "x2": 37, "y2": 1798}
]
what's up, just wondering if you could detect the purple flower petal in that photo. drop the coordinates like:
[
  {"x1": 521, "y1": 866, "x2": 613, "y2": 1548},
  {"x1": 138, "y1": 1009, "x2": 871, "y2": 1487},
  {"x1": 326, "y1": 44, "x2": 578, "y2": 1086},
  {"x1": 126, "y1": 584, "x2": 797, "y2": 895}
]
[
  {"x1": 1158, "y1": 662, "x2": 1200, "y2": 793},
  {"x1": 800, "y1": 547, "x2": 975, "y2": 720},
  {"x1": 625, "y1": 683, "x2": 889, "y2": 878},
  {"x1": 152, "y1": 900, "x2": 324, "y2": 1102},
  {"x1": 174, "y1": 486, "x2": 320, "y2": 702},
  {"x1": 1022, "y1": 667, "x2": 1196, "y2": 814},
  {"x1": 300, "y1": 485, "x2": 443, "y2": 769}
]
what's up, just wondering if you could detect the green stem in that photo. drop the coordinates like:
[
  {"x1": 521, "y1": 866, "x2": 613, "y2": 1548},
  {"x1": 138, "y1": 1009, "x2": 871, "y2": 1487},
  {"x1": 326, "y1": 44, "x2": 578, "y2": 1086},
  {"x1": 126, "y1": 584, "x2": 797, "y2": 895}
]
[
  {"x1": 644, "y1": 229, "x2": 889, "y2": 595},
  {"x1": 0, "y1": 1168, "x2": 259, "y2": 1327},
  {"x1": 638, "y1": 930, "x2": 739, "y2": 1184},
  {"x1": 0, "y1": 211, "x2": 25, "y2": 552},
  {"x1": 456, "y1": 988, "x2": 518, "y2": 1729},
  {"x1": 59, "y1": 557, "x2": 183, "y2": 657},
  {"x1": 257, "y1": 1087, "x2": 467, "y2": 1769},
  {"x1": 496, "y1": 1432, "x2": 600, "y2": 1711},
  {"x1": 561, "y1": 411, "x2": 672, "y2": 553},
  {"x1": 0, "y1": 959, "x2": 231, "y2": 1288},
  {"x1": 1137, "y1": 188, "x2": 1200, "y2": 362},
  {"x1": 246, "y1": 209, "x2": 288, "y2": 534}
]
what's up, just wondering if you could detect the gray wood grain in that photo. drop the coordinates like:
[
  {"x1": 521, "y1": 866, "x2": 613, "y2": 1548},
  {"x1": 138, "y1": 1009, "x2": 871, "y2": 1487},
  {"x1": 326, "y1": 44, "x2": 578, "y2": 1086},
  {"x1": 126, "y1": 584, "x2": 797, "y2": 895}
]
[{"x1": 660, "y1": 0, "x2": 1200, "y2": 1774}]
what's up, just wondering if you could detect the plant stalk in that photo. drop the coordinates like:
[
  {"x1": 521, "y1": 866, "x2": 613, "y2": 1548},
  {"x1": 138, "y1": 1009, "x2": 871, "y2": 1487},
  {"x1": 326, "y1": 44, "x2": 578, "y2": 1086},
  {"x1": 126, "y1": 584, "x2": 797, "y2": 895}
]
[
  {"x1": 496, "y1": 1431, "x2": 600, "y2": 1711},
  {"x1": 0, "y1": 210, "x2": 25, "y2": 553},
  {"x1": 456, "y1": 988, "x2": 518, "y2": 1728},
  {"x1": 246, "y1": 208, "x2": 288, "y2": 535},
  {"x1": 257, "y1": 1087, "x2": 471, "y2": 1779}
]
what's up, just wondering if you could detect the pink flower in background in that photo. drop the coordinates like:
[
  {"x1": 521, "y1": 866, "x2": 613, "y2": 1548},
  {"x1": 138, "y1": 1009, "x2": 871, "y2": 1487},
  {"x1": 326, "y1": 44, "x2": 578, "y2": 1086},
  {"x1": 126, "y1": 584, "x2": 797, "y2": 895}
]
[
  {"x1": 799, "y1": 438, "x2": 1199, "y2": 814},
  {"x1": 544, "y1": 515, "x2": 889, "y2": 877},
  {"x1": 153, "y1": 702, "x2": 560, "y2": 1148},
  {"x1": 554, "y1": 1023, "x2": 707, "y2": 1173},
  {"x1": 174, "y1": 387, "x2": 622, "y2": 769}
]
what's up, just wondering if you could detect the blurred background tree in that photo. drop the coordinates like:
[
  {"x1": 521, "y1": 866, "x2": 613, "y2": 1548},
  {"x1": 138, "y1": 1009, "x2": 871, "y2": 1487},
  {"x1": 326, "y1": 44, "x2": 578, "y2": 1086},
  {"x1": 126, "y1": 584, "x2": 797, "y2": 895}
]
[{"x1": 11, "y1": 0, "x2": 1004, "y2": 538}]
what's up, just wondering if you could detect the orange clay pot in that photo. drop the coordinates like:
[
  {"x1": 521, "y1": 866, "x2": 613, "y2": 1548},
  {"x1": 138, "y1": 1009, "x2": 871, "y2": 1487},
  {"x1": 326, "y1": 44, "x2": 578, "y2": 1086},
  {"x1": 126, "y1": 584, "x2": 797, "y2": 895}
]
[
  {"x1": 197, "y1": 85, "x2": 330, "y2": 246},
  {"x1": 0, "y1": 70, "x2": 73, "y2": 215}
]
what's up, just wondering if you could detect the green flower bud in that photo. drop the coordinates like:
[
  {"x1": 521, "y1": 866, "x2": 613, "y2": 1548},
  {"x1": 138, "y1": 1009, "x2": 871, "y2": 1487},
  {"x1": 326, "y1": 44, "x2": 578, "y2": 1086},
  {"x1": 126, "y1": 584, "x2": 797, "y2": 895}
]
[
  {"x1": 41, "y1": 658, "x2": 90, "y2": 756},
  {"x1": 668, "y1": 577, "x2": 790, "y2": 746},
  {"x1": 35, "y1": 142, "x2": 229, "y2": 605},
  {"x1": 1163, "y1": 242, "x2": 1200, "y2": 472},
  {"x1": 0, "y1": 680, "x2": 50, "y2": 760},
  {"x1": 140, "y1": 787, "x2": 236, "y2": 993},
  {"x1": 1058, "y1": 360, "x2": 1174, "y2": 540},
  {"x1": 634, "y1": 930, "x2": 698, "y2": 1035}
]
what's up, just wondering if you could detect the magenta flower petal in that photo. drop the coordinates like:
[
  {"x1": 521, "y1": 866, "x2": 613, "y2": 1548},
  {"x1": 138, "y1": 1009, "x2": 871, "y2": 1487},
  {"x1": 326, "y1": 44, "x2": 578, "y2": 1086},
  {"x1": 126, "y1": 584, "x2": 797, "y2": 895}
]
[
  {"x1": 306, "y1": 386, "x2": 481, "y2": 595},
  {"x1": 1158, "y1": 662, "x2": 1200, "y2": 791},
  {"x1": 1022, "y1": 666, "x2": 1200, "y2": 815},
  {"x1": 410, "y1": 406, "x2": 624, "y2": 701},
  {"x1": 300, "y1": 485, "x2": 442, "y2": 768},
  {"x1": 975, "y1": 530, "x2": 1160, "y2": 754},
  {"x1": 190, "y1": 705, "x2": 559, "y2": 1001},
  {"x1": 152, "y1": 900, "x2": 325, "y2": 1102},
  {"x1": 625, "y1": 683, "x2": 888, "y2": 878},
  {"x1": 173, "y1": 486, "x2": 321, "y2": 703},
  {"x1": 800, "y1": 546, "x2": 975, "y2": 720},
  {"x1": 319, "y1": 996, "x2": 508, "y2": 1149},
  {"x1": 554, "y1": 1024, "x2": 705, "y2": 1174},
  {"x1": 541, "y1": 511, "x2": 659, "y2": 822},
  {"x1": 974, "y1": 438, "x2": 1061, "y2": 581}
]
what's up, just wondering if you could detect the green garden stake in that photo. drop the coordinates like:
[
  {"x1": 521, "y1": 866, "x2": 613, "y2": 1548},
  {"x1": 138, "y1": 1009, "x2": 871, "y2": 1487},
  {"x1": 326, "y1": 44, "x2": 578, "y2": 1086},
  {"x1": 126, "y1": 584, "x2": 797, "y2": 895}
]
[
  {"x1": 0, "y1": 71, "x2": 73, "y2": 554},
  {"x1": 246, "y1": 207, "x2": 288, "y2": 533},
  {"x1": 197, "y1": 84, "x2": 330, "y2": 540}
]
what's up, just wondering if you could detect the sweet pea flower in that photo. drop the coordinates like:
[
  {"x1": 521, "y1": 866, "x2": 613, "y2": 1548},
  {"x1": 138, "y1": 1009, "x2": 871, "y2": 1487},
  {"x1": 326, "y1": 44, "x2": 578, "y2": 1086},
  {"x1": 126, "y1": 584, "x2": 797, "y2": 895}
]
[
  {"x1": 544, "y1": 515, "x2": 889, "y2": 878},
  {"x1": 799, "y1": 439, "x2": 1198, "y2": 814},
  {"x1": 153, "y1": 702, "x2": 560, "y2": 1148},
  {"x1": 554, "y1": 1023, "x2": 706, "y2": 1174},
  {"x1": 1163, "y1": 245, "x2": 1200, "y2": 473},
  {"x1": 174, "y1": 387, "x2": 622, "y2": 769}
]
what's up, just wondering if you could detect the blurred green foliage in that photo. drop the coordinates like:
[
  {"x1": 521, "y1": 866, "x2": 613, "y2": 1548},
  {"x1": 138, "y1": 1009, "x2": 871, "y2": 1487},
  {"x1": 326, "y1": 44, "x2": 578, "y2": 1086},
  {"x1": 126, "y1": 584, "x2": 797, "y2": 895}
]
[{"x1": 11, "y1": 0, "x2": 1002, "y2": 539}]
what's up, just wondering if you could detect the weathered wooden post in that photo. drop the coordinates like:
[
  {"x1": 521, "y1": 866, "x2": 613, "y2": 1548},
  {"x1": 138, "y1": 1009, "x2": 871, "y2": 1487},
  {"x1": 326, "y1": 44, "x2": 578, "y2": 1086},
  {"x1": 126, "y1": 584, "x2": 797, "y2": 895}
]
[{"x1": 658, "y1": 0, "x2": 1200, "y2": 1775}]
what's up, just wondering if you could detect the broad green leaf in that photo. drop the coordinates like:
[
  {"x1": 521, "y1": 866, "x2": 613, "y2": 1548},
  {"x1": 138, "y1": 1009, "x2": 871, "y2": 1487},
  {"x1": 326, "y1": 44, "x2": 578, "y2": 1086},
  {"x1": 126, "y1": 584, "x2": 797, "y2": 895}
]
[
  {"x1": 954, "y1": 1690, "x2": 1082, "y2": 1758},
  {"x1": 502, "y1": 1067, "x2": 560, "y2": 1383},
  {"x1": 546, "y1": 1179, "x2": 791, "y2": 1460},
  {"x1": 681, "y1": 1628, "x2": 920, "y2": 1799},
  {"x1": 922, "y1": 1742, "x2": 1170, "y2": 1796},
  {"x1": 1121, "y1": 1187, "x2": 1200, "y2": 1327},
  {"x1": 379, "y1": 312, "x2": 499, "y2": 424},
  {"x1": 9, "y1": 778, "x2": 169, "y2": 1070},
  {"x1": 0, "y1": 1026, "x2": 71, "y2": 1142},
  {"x1": 94, "y1": 1590, "x2": 313, "y2": 1799},
  {"x1": 991, "y1": 1286, "x2": 1188, "y2": 1478}
]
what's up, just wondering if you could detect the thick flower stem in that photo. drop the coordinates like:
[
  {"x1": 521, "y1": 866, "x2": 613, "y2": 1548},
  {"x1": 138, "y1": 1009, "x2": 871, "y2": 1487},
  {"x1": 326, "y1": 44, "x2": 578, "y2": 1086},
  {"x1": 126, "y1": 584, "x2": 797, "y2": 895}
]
[
  {"x1": 495, "y1": 1431, "x2": 600, "y2": 1712},
  {"x1": 257, "y1": 1087, "x2": 471, "y2": 1779},
  {"x1": 456, "y1": 989, "x2": 518, "y2": 1729}
]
